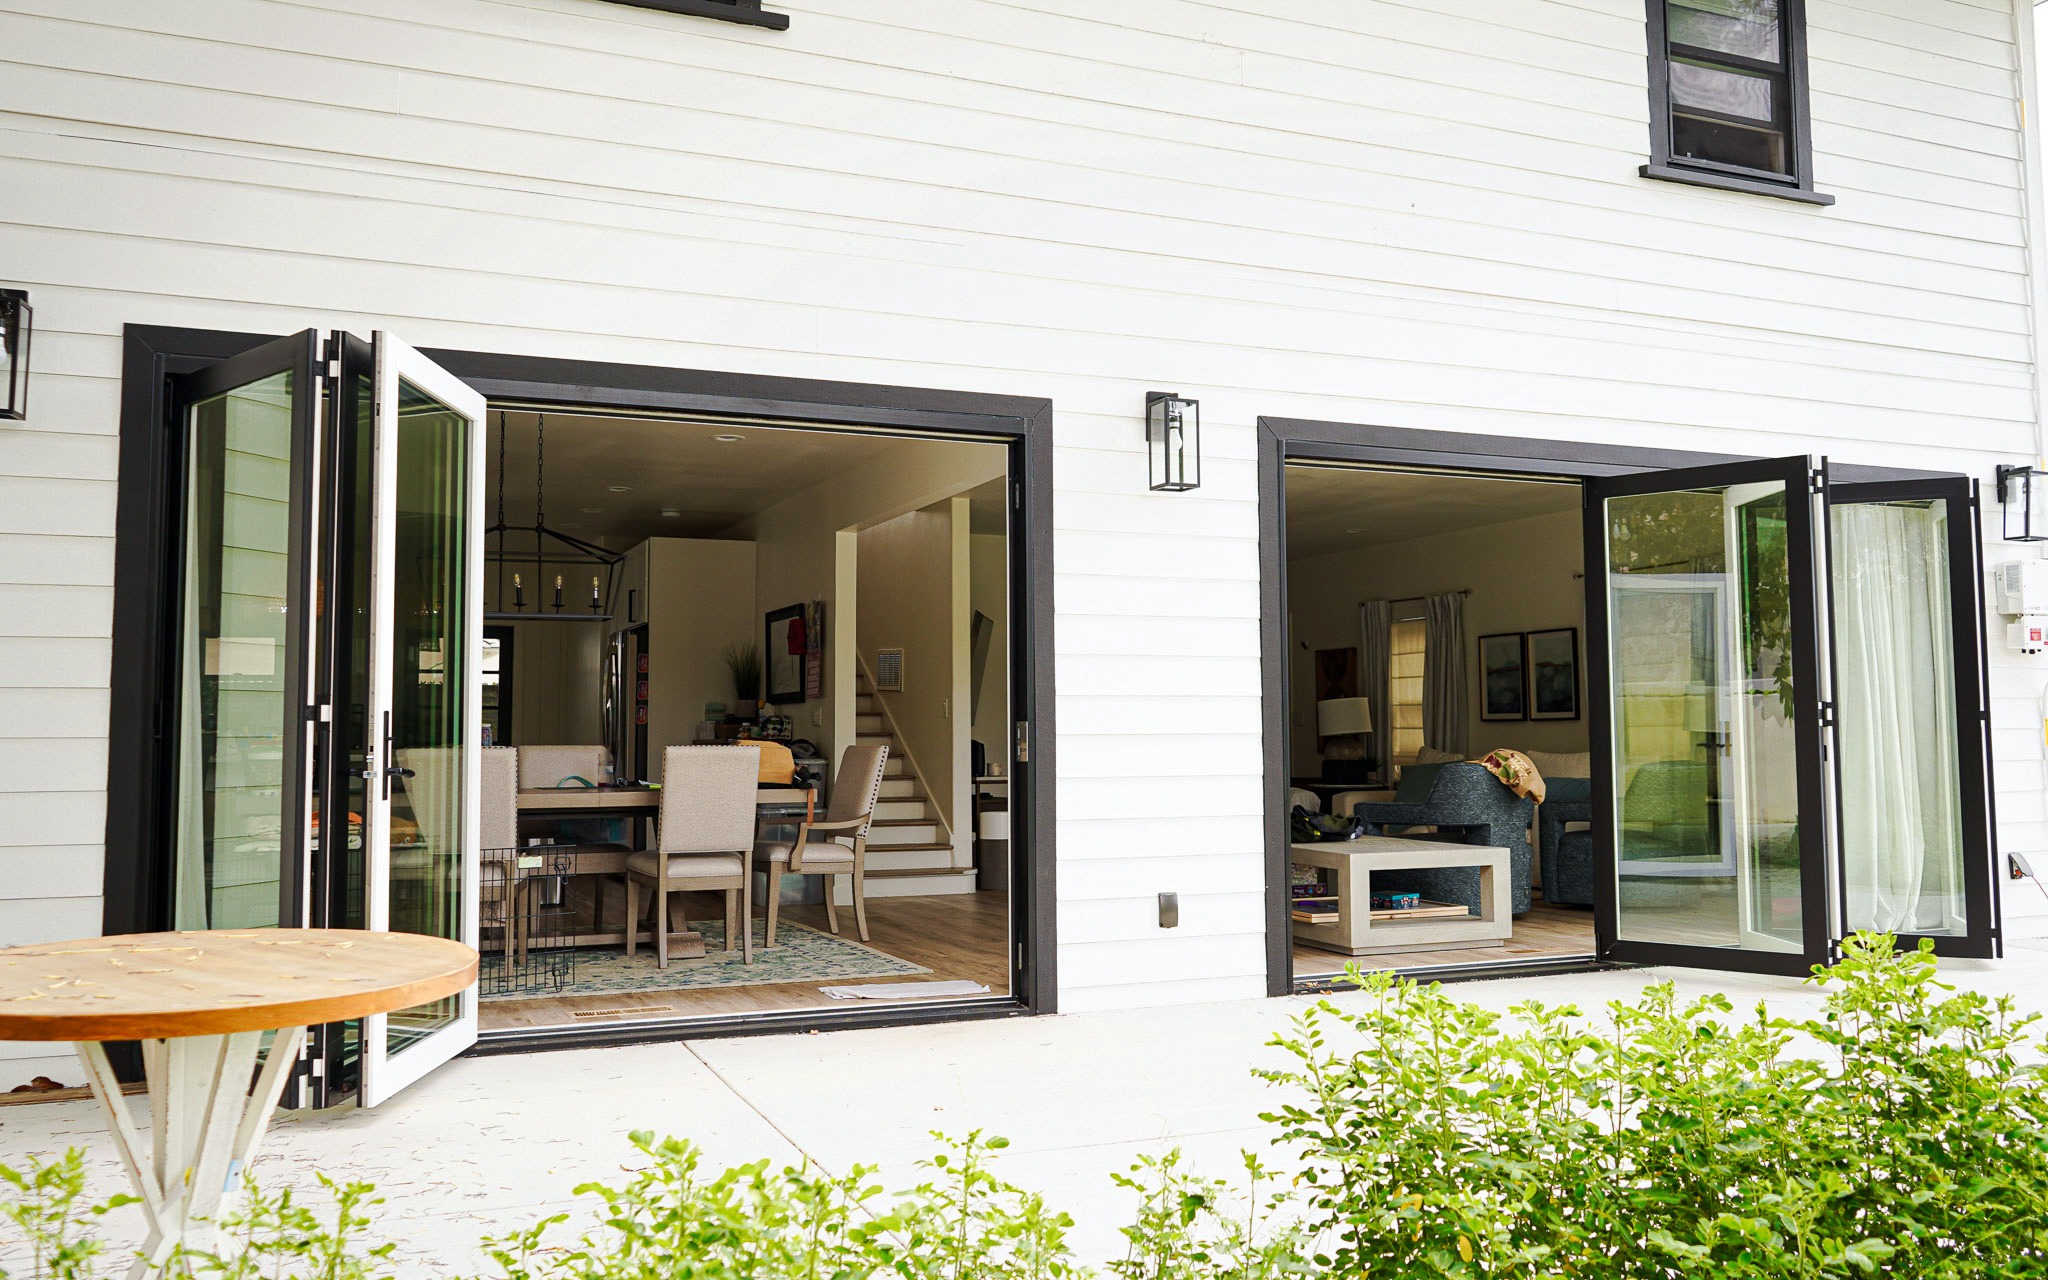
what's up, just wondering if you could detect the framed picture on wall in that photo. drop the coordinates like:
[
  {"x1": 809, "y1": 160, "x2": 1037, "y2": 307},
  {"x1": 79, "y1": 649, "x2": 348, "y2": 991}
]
[
  {"x1": 1528, "y1": 627, "x2": 1580, "y2": 721},
  {"x1": 1478, "y1": 632, "x2": 1527, "y2": 722},
  {"x1": 765, "y1": 604, "x2": 807, "y2": 704}
]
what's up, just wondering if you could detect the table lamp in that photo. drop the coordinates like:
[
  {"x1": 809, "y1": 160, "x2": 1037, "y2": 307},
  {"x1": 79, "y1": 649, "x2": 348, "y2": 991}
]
[{"x1": 1317, "y1": 697, "x2": 1373, "y2": 762}]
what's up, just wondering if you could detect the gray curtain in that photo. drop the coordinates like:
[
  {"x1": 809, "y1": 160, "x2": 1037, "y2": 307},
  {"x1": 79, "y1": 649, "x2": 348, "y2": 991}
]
[
  {"x1": 1358, "y1": 600, "x2": 1392, "y2": 780},
  {"x1": 1423, "y1": 591, "x2": 1468, "y2": 757}
]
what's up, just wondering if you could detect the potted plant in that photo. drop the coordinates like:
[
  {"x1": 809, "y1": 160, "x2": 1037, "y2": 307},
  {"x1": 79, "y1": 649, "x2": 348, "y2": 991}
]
[{"x1": 723, "y1": 641, "x2": 763, "y2": 720}]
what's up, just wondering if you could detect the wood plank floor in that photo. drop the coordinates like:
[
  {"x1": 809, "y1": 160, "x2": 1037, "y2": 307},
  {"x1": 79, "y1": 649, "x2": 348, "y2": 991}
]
[
  {"x1": 1292, "y1": 901, "x2": 1595, "y2": 980},
  {"x1": 481, "y1": 891, "x2": 1011, "y2": 1031}
]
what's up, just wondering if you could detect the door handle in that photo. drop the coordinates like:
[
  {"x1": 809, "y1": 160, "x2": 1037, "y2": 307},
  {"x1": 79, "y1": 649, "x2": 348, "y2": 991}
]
[{"x1": 380, "y1": 711, "x2": 396, "y2": 800}]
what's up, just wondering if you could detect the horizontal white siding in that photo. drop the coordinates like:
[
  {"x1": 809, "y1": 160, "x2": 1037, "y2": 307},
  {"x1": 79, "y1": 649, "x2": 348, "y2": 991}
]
[{"x1": 0, "y1": 0, "x2": 2040, "y2": 1065}]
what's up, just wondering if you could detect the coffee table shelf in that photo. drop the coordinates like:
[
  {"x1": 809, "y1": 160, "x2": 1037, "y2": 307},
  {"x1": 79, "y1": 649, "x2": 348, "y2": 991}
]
[{"x1": 1289, "y1": 836, "x2": 1512, "y2": 956}]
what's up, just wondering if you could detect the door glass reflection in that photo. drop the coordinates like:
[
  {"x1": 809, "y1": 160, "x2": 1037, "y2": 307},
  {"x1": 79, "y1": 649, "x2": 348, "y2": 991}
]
[{"x1": 1606, "y1": 482, "x2": 1803, "y2": 953}]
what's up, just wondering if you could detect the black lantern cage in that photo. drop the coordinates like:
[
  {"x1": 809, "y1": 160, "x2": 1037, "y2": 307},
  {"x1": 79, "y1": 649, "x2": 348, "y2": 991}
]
[
  {"x1": 485, "y1": 411, "x2": 625, "y2": 621},
  {"x1": 1145, "y1": 391, "x2": 1200, "y2": 493},
  {"x1": 1, "y1": 289, "x2": 29, "y2": 422},
  {"x1": 1998, "y1": 464, "x2": 2046, "y2": 543}
]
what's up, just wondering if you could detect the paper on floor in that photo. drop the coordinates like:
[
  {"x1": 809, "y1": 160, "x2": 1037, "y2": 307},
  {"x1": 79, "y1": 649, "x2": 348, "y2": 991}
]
[{"x1": 818, "y1": 979, "x2": 993, "y2": 1001}]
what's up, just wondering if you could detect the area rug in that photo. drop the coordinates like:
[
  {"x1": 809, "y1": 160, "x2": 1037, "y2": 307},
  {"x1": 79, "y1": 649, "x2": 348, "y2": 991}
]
[{"x1": 479, "y1": 919, "x2": 928, "y2": 1000}]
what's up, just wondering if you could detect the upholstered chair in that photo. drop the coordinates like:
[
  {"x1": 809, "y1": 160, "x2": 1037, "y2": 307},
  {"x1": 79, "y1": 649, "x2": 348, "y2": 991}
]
[
  {"x1": 753, "y1": 744, "x2": 888, "y2": 945},
  {"x1": 1349, "y1": 762, "x2": 1538, "y2": 915},
  {"x1": 398, "y1": 746, "x2": 525, "y2": 958},
  {"x1": 516, "y1": 744, "x2": 613, "y2": 789},
  {"x1": 1538, "y1": 795, "x2": 1596, "y2": 908},
  {"x1": 625, "y1": 745, "x2": 760, "y2": 968}
]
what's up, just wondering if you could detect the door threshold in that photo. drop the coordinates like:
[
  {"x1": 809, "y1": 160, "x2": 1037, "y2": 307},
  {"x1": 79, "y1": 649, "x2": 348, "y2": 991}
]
[
  {"x1": 470, "y1": 994, "x2": 1030, "y2": 1055},
  {"x1": 1294, "y1": 952, "x2": 1610, "y2": 993}
]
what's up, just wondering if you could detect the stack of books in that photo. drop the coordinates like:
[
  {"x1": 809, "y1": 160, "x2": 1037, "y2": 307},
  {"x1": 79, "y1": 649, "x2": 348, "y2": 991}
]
[{"x1": 1290, "y1": 872, "x2": 1337, "y2": 924}]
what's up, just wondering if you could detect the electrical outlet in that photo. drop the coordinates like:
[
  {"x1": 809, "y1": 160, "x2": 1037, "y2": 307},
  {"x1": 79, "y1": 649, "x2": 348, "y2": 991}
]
[
  {"x1": 942, "y1": 697, "x2": 950, "y2": 719},
  {"x1": 811, "y1": 709, "x2": 822, "y2": 727}
]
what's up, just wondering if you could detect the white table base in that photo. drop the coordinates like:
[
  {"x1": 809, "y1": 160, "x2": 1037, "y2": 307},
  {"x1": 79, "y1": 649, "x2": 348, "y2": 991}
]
[{"x1": 74, "y1": 1025, "x2": 308, "y2": 1278}]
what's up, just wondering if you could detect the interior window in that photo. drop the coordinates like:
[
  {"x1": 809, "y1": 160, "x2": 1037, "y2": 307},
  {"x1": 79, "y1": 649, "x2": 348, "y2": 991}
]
[{"x1": 1388, "y1": 614, "x2": 1427, "y2": 765}]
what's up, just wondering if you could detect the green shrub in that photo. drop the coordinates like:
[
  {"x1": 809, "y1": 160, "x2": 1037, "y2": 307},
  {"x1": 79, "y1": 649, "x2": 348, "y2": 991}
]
[{"x1": 1258, "y1": 933, "x2": 2048, "y2": 1278}]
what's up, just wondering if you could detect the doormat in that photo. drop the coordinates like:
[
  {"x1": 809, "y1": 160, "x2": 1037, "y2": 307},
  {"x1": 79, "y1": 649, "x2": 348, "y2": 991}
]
[{"x1": 479, "y1": 919, "x2": 927, "y2": 999}]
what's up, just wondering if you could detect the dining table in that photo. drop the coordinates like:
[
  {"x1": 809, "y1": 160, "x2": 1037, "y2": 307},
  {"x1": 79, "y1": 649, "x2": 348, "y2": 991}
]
[
  {"x1": 512, "y1": 783, "x2": 818, "y2": 956},
  {"x1": 0, "y1": 929, "x2": 476, "y2": 1277}
]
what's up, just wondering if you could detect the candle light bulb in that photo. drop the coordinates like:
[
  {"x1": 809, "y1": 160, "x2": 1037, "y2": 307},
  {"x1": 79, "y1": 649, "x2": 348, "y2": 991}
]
[
  {"x1": 591, "y1": 575, "x2": 600, "y2": 609},
  {"x1": 513, "y1": 572, "x2": 524, "y2": 608},
  {"x1": 553, "y1": 574, "x2": 563, "y2": 611}
]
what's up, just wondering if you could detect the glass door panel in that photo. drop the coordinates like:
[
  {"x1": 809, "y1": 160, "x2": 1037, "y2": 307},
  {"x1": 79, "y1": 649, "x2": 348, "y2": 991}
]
[
  {"x1": 169, "y1": 331, "x2": 321, "y2": 933},
  {"x1": 359, "y1": 333, "x2": 486, "y2": 1107},
  {"x1": 1589, "y1": 456, "x2": 1834, "y2": 974},
  {"x1": 1829, "y1": 479, "x2": 1998, "y2": 957}
]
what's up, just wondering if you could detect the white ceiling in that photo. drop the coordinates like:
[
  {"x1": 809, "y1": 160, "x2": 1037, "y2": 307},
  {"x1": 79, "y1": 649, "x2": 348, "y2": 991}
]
[
  {"x1": 1285, "y1": 465, "x2": 1581, "y2": 560},
  {"x1": 484, "y1": 411, "x2": 1003, "y2": 544}
]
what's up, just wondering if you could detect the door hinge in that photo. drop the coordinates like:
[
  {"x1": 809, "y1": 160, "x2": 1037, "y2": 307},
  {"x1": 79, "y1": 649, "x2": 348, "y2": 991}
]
[
  {"x1": 1013, "y1": 481, "x2": 1022, "y2": 511},
  {"x1": 1015, "y1": 943, "x2": 1024, "y2": 970},
  {"x1": 1819, "y1": 700, "x2": 1836, "y2": 728},
  {"x1": 1014, "y1": 721, "x2": 1029, "y2": 764},
  {"x1": 1810, "y1": 468, "x2": 1827, "y2": 495},
  {"x1": 305, "y1": 703, "x2": 331, "y2": 723}
]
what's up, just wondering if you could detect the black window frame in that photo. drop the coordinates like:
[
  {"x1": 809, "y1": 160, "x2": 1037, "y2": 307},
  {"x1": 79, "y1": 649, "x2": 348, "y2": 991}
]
[
  {"x1": 1641, "y1": 0, "x2": 1833, "y2": 206},
  {"x1": 598, "y1": 0, "x2": 788, "y2": 30}
]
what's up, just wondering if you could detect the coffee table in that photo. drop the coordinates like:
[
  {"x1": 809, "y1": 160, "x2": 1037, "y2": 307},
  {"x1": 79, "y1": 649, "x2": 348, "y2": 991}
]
[
  {"x1": 0, "y1": 929, "x2": 476, "y2": 1276},
  {"x1": 1289, "y1": 836, "x2": 1512, "y2": 956}
]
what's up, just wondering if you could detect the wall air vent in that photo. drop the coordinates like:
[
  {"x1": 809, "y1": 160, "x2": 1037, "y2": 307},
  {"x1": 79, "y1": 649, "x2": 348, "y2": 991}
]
[{"x1": 875, "y1": 648, "x2": 905, "y2": 692}]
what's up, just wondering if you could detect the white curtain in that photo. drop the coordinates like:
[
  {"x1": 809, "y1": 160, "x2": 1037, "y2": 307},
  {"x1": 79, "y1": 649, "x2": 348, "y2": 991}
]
[
  {"x1": 1423, "y1": 592, "x2": 1468, "y2": 757},
  {"x1": 1358, "y1": 600, "x2": 1392, "y2": 779},
  {"x1": 1833, "y1": 502, "x2": 1964, "y2": 935}
]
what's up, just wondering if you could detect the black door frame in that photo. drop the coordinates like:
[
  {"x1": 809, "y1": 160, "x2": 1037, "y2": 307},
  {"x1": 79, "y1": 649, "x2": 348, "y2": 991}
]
[
  {"x1": 111, "y1": 325, "x2": 1059, "y2": 1052},
  {"x1": 1254, "y1": 416, "x2": 1958, "y2": 994}
]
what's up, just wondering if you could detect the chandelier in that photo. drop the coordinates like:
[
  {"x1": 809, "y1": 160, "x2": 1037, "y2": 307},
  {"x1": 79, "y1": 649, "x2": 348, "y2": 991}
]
[{"x1": 484, "y1": 411, "x2": 624, "y2": 621}]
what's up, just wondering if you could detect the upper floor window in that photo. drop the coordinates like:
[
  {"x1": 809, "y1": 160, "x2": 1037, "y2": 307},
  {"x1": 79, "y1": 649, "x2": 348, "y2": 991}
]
[
  {"x1": 1642, "y1": 0, "x2": 1831, "y2": 205},
  {"x1": 602, "y1": 0, "x2": 788, "y2": 30}
]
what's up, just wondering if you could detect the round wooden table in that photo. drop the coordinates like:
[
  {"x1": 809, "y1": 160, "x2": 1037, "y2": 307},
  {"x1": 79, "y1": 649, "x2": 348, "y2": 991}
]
[{"x1": 0, "y1": 929, "x2": 476, "y2": 1276}]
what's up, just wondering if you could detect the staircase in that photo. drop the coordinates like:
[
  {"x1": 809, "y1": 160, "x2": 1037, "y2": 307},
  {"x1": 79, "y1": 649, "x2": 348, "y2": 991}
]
[{"x1": 847, "y1": 667, "x2": 975, "y2": 898}]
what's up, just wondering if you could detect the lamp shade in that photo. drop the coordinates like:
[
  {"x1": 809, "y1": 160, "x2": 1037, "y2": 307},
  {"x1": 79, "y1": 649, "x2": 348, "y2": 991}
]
[{"x1": 1317, "y1": 697, "x2": 1373, "y2": 736}]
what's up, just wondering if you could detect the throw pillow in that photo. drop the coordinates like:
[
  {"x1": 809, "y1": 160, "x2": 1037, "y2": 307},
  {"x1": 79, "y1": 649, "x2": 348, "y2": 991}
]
[
  {"x1": 1395, "y1": 762, "x2": 1448, "y2": 804},
  {"x1": 1414, "y1": 745, "x2": 1464, "y2": 767},
  {"x1": 1547, "y1": 776, "x2": 1592, "y2": 804},
  {"x1": 1525, "y1": 749, "x2": 1591, "y2": 781}
]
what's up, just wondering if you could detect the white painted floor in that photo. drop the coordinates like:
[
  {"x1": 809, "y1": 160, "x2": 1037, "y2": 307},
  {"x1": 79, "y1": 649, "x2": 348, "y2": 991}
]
[{"x1": 6, "y1": 932, "x2": 2048, "y2": 1276}]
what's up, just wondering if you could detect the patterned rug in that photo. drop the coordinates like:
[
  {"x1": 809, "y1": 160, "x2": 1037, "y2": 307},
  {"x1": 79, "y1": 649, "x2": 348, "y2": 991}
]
[{"x1": 479, "y1": 918, "x2": 928, "y2": 1000}]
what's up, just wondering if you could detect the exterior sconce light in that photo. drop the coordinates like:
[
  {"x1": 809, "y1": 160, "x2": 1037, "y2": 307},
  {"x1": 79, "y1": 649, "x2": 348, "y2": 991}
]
[
  {"x1": 0, "y1": 290, "x2": 29, "y2": 421},
  {"x1": 1146, "y1": 391, "x2": 1200, "y2": 492},
  {"x1": 1998, "y1": 464, "x2": 2046, "y2": 542}
]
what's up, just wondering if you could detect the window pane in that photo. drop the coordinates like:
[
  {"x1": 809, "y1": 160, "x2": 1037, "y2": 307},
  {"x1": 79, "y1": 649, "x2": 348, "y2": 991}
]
[
  {"x1": 174, "y1": 372, "x2": 296, "y2": 930},
  {"x1": 1671, "y1": 58, "x2": 1777, "y2": 124},
  {"x1": 1669, "y1": 0, "x2": 1781, "y2": 63},
  {"x1": 386, "y1": 377, "x2": 472, "y2": 1057},
  {"x1": 1604, "y1": 482, "x2": 1806, "y2": 956},
  {"x1": 1831, "y1": 500, "x2": 1969, "y2": 937}
]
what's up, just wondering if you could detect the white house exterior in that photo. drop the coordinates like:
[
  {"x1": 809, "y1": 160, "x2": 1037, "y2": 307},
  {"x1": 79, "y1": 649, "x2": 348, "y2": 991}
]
[{"x1": 3, "y1": 0, "x2": 2046, "y2": 1094}]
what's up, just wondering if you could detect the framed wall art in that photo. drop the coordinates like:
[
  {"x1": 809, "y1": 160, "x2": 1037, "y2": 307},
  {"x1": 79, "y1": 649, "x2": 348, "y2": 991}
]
[
  {"x1": 1478, "y1": 632, "x2": 1527, "y2": 722},
  {"x1": 1527, "y1": 626, "x2": 1580, "y2": 721}
]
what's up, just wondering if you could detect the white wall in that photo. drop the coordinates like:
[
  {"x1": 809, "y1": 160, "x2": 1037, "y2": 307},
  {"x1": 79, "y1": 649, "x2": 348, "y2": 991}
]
[
  {"x1": 642, "y1": 537, "x2": 758, "y2": 760},
  {"x1": 970, "y1": 531, "x2": 1011, "y2": 758},
  {"x1": 1289, "y1": 509, "x2": 1591, "y2": 774},
  {"x1": 0, "y1": 0, "x2": 2042, "y2": 1076}
]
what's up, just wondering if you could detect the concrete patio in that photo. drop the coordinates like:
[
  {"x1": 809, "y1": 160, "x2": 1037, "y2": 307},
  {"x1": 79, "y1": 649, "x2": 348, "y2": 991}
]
[{"x1": 6, "y1": 930, "x2": 2048, "y2": 1275}]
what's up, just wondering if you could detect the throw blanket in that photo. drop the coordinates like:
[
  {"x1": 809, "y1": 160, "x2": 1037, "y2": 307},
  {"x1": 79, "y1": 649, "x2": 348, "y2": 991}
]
[{"x1": 1474, "y1": 749, "x2": 1546, "y2": 804}]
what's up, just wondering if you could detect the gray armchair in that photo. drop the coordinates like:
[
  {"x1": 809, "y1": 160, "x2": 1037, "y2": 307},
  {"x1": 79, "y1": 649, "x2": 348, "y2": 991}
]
[
  {"x1": 1349, "y1": 762, "x2": 1537, "y2": 916},
  {"x1": 1539, "y1": 796, "x2": 1596, "y2": 908}
]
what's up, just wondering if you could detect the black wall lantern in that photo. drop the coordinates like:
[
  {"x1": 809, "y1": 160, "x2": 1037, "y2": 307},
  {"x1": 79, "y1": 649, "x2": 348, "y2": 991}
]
[
  {"x1": 1998, "y1": 463, "x2": 2046, "y2": 542},
  {"x1": 1145, "y1": 391, "x2": 1201, "y2": 492},
  {"x1": 0, "y1": 289, "x2": 29, "y2": 421}
]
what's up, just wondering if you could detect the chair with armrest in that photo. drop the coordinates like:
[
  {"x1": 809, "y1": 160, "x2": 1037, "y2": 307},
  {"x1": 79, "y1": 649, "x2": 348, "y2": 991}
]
[
  {"x1": 625, "y1": 745, "x2": 759, "y2": 968},
  {"x1": 753, "y1": 744, "x2": 888, "y2": 945},
  {"x1": 1348, "y1": 761, "x2": 1537, "y2": 916},
  {"x1": 1538, "y1": 791, "x2": 1596, "y2": 908}
]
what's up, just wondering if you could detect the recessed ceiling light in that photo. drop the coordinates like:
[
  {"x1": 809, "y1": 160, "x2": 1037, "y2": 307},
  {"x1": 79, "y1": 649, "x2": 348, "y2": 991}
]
[
  {"x1": 660, "y1": 507, "x2": 682, "y2": 518},
  {"x1": 581, "y1": 507, "x2": 604, "y2": 514},
  {"x1": 1345, "y1": 527, "x2": 1363, "y2": 534},
  {"x1": 712, "y1": 433, "x2": 744, "y2": 443},
  {"x1": 606, "y1": 484, "x2": 633, "y2": 493}
]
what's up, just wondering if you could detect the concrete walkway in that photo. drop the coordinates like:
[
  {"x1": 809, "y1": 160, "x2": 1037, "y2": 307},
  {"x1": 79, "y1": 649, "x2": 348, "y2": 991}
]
[{"x1": 6, "y1": 933, "x2": 2047, "y2": 1275}]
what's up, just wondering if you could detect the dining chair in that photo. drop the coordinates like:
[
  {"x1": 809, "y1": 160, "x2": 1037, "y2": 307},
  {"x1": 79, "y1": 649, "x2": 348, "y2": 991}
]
[
  {"x1": 517, "y1": 744, "x2": 614, "y2": 789},
  {"x1": 477, "y1": 747, "x2": 525, "y2": 962},
  {"x1": 753, "y1": 743, "x2": 888, "y2": 946},
  {"x1": 625, "y1": 745, "x2": 760, "y2": 968}
]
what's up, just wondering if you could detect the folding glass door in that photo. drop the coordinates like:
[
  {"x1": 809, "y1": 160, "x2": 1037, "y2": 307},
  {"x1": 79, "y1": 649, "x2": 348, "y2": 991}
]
[
  {"x1": 1587, "y1": 459, "x2": 2001, "y2": 973},
  {"x1": 1586, "y1": 456, "x2": 1836, "y2": 974},
  {"x1": 1827, "y1": 479, "x2": 1998, "y2": 958},
  {"x1": 166, "y1": 331, "x2": 485, "y2": 1107}
]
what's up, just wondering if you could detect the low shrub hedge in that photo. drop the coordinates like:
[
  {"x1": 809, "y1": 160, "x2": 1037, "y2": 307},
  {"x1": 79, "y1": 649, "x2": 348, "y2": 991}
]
[{"x1": 3, "y1": 934, "x2": 2043, "y2": 1278}]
